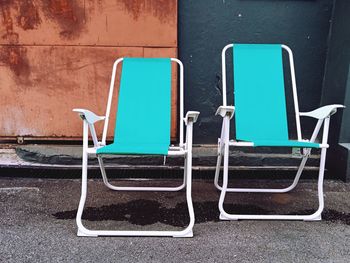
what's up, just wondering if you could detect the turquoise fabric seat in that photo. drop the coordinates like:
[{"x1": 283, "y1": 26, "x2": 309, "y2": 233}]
[
  {"x1": 233, "y1": 44, "x2": 319, "y2": 148},
  {"x1": 97, "y1": 58, "x2": 172, "y2": 155},
  {"x1": 253, "y1": 140, "x2": 319, "y2": 148}
]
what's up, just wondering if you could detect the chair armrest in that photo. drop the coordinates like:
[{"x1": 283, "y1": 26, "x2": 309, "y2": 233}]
[
  {"x1": 184, "y1": 111, "x2": 200, "y2": 125},
  {"x1": 300, "y1": 104, "x2": 345, "y2": 119},
  {"x1": 73, "y1": 108, "x2": 105, "y2": 124},
  {"x1": 215, "y1": 106, "x2": 235, "y2": 119}
]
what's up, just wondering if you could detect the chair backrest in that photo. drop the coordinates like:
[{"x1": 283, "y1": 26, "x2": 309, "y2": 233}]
[
  {"x1": 222, "y1": 43, "x2": 302, "y2": 142},
  {"x1": 101, "y1": 58, "x2": 177, "y2": 154}
]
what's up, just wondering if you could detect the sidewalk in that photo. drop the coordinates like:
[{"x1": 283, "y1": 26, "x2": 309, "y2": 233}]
[
  {"x1": 1, "y1": 177, "x2": 349, "y2": 262},
  {"x1": 0, "y1": 145, "x2": 323, "y2": 179}
]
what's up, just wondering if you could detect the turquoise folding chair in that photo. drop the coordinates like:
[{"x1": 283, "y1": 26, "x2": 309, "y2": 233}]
[
  {"x1": 215, "y1": 44, "x2": 344, "y2": 220},
  {"x1": 73, "y1": 58, "x2": 199, "y2": 237}
]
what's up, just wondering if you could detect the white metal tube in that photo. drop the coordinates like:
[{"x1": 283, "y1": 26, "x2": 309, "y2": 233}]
[
  {"x1": 311, "y1": 118, "x2": 330, "y2": 217},
  {"x1": 79, "y1": 230, "x2": 191, "y2": 237},
  {"x1": 214, "y1": 155, "x2": 222, "y2": 190},
  {"x1": 76, "y1": 120, "x2": 94, "y2": 235},
  {"x1": 221, "y1": 44, "x2": 233, "y2": 107},
  {"x1": 216, "y1": 119, "x2": 324, "y2": 193},
  {"x1": 97, "y1": 156, "x2": 110, "y2": 186},
  {"x1": 282, "y1": 45, "x2": 302, "y2": 141},
  {"x1": 88, "y1": 124, "x2": 99, "y2": 147},
  {"x1": 218, "y1": 116, "x2": 231, "y2": 219},
  {"x1": 322, "y1": 117, "x2": 330, "y2": 144},
  {"x1": 171, "y1": 58, "x2": 184, "y2": 148},
  {"x1": 78, "y1": 133, "x2": 195, "y2": 237},
  {"x1": 218, "y1": 118, "x2": 330, "y2": 221},
  {"x1": 303, "y1": 117, "x2": 330, "y2": 221},
  {"x1": 102, "y1": 58, "x2": 124, "y2": 145},
  {"x1": 101, "y1": 182, "x2": 186, "y2": 192},
  {"x1": 214, "y1": 117, "x2": 226, "y2": 189},
  {"x1": 97, "y1": 156, "x2": 186, "y2": 192},
  {"x1": 173, "y1": 121, "x2": 195, "y2": 237},
  {"x1": 219, "y1": 214, "x2": 321, "y2": 221},
  {"x1": 77, "y1": 123, "x2": 195, "y2": 237}
]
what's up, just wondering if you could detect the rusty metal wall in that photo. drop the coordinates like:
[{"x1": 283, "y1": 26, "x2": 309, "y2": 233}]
[{"x1": 0, "y1": 0, "x2": 178, "y2": 140}]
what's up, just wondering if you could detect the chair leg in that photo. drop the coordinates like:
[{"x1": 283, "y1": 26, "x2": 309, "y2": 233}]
[
  {"x1": 76, "y1": 120, "x2": 194, "y2": 237},
  {"x1": 76, "y1": 122, "x2": 98, "y2": 237},
  {"x1": 218, "y1": 117, "x2": 329, "y2": 221},
  {"x1": 218, "y1": 147, "x2": 328, "y2": 221},
  {"x1": 76, "y1": 155, "x2": 97, "y2": 236},
  {"x1": 214, "y1": 153, "x2": 222, "y2": 190},
  {"x1": 215, "y1": 119, "x2": 325, "y2": 194},
  {"x1": 97, "y1": 156, "x2": 186, "y2": 192},
  {"x1": 215, "y1": 119, "x2": 226, "y2": 190},
  {"x1": 218, "y1": 116, "x2": 233, "y2": 220},
  {"x1": 303, "y1": 147, "x2": 327, "y2": 221},
  {"x1": 76, "y1": 153, "x2": 194, "y2": 237},
  {"x1": 215, "y1": 154, "x2": 309, "y2": 193},
  {"x1": 218, "y1": 131, "x2": 233, "y2": 220},
  {"x1": 173, "y1": 155, "x2": 195, "y2": 237}
]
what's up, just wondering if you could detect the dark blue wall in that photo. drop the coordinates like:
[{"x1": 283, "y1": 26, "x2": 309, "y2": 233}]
[
  {"x1": 322, "y1": 0, "x2": 350, "y2": 143},
  {"x1": 179, "y1": 0, "x2": 334, "y2": 143},
  {"x1": 321, "y1": 0, "x2": 350, "y2": 180}
]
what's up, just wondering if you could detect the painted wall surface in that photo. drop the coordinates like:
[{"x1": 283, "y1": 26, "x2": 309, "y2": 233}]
[
  {"x1": 321, "y1": 0, "x2": 350, "y2": 180},
  {"x1": 0, "y1": 0, "x2": 178, "y2": 139},
  {"x1": 179, "y1": 0, "x2": 334, "y2": 143},
  {"x1": 322, "y1": 0, "x2": 350, "y2": 143}
]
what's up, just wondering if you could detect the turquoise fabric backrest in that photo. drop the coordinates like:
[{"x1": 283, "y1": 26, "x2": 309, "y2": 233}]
[
  {"x1": 233, "y1": 44, "x2": 289, "y2": 142},
  {"x1": 112, "y1": 58, "x2": 171, "y2": 154}
]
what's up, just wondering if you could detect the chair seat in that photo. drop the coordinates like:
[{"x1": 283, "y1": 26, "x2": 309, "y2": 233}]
[
  {"x1": 96, "y1": 142, "x2": 169, "y2": 155},
  {"x1": 250, "y1": 140, "x2": 320, "y2": 148}
]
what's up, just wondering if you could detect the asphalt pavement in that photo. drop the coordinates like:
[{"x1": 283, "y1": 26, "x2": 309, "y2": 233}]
[{"x1": 1, "y1": 176, "x2": 350, "y2": 262}]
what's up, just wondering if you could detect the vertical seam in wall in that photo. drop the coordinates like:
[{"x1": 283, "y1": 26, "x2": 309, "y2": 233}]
[{"x1": 320, "y1": 0, "x2": 338, "y2": 105}]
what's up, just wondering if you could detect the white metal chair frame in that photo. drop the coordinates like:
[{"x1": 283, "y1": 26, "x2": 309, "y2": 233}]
[
  {"x1": 215, "y1": 44, "x2": 345, "y2": 221},
  {"x1": 74, "y1": 58, "x2": 199, "y2": 237}
]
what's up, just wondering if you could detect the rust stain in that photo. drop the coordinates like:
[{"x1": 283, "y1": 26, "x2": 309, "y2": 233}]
[
  {"x1": 1, "y1": 0, "x2": 19, "y2": 43},
  {"x1": 1, "y1": 0, "x2": 41, "y2": 32},
  {"x1": 0, "y1": 45, "x2": 30, "y2": 80},
  {"x1": 17, "y1": 0, "x2": 41, "y2": 30},
  {"x1": 120, "y1": 0, "x2": 176, "y2": 23},
  {"x1": 42, "y1": 0, "x2": 85, "y2": 39},
  {"x1": 0, "y1": 0, "x2": 30, "y2": 80}
]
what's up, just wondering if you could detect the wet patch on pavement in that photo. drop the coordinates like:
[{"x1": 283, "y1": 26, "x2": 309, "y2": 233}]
[
  {"x1": 53, "y1": 200, "x2": 273, "y2": 227},
  {"x1": 53, "y1": 200, "x2": 350, "y2": 227}
]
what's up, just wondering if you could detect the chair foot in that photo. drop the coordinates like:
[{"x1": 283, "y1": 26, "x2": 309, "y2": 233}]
[
  {"x1": 173, "y1": 230, "x2": 193, "y2": 238},
  {"x1": 219, "y1": 213, "x2": 238, "y2": 221},
  {"x1": 77, "y1": 229, "x2": 98, "y2": 237},
  {"x1": 304, "y1": 214, "x2": 322, "y2": 221}
]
